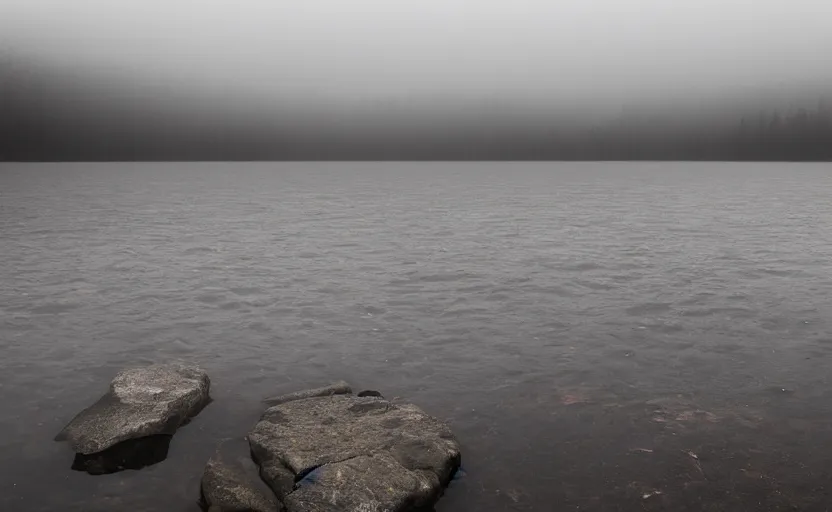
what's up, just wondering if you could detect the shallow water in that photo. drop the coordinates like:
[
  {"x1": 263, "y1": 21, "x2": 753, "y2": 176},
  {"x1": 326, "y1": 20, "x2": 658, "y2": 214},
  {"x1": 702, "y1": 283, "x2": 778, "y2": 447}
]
[{"x1": 2, "y1": 162, "x2": 832, "y2": 511}]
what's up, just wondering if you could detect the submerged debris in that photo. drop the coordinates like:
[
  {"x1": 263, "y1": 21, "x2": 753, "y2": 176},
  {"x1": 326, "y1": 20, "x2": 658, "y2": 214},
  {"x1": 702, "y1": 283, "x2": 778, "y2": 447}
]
[
  {"x1": 262, "y1": 381, "x2": 352, "y2": 406},
  {"x1": 682, "y1": 450, "x2": 705, "y2": 475},
  {"x1": 642, "y1": 490, "x2": 663, "y2": 500}
]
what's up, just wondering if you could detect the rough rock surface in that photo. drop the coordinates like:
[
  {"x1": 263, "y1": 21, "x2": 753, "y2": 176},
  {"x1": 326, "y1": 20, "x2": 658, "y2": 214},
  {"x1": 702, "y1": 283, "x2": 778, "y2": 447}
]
[
  {"x1": 55, "y1": 363, "x2": 211, "y2": 454},
  {"x1": 201, "y1": 439, "x2": 281, "y2": 512},
  {"x1": 263, "y1": 381, "x2": 352, "y2": 407},
  {"x1": 249, "y1": 391, "x2": 460, "y2": 512}
]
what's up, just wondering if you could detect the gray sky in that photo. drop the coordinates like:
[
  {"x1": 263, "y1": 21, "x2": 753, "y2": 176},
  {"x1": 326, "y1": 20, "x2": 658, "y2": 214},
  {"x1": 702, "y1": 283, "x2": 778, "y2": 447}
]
[{"x1": 3, "y1": 0, "x2": 831, "y2": 105}]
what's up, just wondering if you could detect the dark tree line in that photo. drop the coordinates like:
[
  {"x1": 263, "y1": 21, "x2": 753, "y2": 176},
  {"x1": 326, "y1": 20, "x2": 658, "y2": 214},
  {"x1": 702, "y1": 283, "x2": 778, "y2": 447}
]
[
  {"x1": 730, "y1": 101, "x2": 832, "y2": 161},
  {"x1": 2, "y1": 57, "x2": 830, "y2": 162},
  {"x1": 537, "y1": 99, "x2": 832, "y2": 162}
]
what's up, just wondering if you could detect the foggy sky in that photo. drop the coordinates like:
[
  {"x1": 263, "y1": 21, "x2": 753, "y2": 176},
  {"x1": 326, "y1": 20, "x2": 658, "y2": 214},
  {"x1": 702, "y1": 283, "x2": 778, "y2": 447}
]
[{"x1": 3, "y1": 0, "x2": 832, "y2": 107}]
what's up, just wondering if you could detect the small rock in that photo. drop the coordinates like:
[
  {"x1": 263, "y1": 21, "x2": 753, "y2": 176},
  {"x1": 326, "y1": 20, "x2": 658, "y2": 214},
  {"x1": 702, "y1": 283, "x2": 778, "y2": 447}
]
[
  {"x1": 201, "y1": 439, "x2": 281, "y2": 512},
  {"x1": 263, "y1": 381, "x2": 352, "y2": 406},
  {"x1": 55, "y1": 363, "x2": 211, "y2": 455}
]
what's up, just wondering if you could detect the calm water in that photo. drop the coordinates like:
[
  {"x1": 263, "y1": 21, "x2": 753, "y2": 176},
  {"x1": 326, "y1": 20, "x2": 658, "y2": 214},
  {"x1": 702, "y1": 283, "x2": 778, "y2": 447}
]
[{"x1": 2, "y1": 162, "x2": 832, "y2": 511}]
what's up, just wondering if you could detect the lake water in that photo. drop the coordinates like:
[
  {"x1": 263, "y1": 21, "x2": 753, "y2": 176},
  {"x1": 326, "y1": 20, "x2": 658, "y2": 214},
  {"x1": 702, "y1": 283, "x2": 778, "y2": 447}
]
[{"x1": 2, "y1": 162, "x2": 832, "y2": 511}]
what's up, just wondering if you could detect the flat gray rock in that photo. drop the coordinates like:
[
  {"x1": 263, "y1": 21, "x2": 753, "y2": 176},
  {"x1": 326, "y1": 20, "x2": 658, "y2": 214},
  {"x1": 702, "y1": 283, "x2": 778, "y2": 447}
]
[
  {"x1": 249, "y1": 391, "x2": 460, "y2": 512},
  {"x1": 201, "y1": 439, "x2": 281, "y2": 512},
  {"x1": 286, "y1": 453, "x2": 436, "y2": 512},
  {"x1": 263, "y1": 381, "x2": 352, "y2": 407},
  {"x1": 56, "y1": 363, "x2": 211, "y2": 454}
]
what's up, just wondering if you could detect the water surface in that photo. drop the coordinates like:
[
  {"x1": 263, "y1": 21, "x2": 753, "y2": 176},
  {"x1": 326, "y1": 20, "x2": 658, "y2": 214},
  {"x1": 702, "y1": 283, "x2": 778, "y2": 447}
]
[{"x1": 2, "y1": 162, "x2": 832, "y2": 511}]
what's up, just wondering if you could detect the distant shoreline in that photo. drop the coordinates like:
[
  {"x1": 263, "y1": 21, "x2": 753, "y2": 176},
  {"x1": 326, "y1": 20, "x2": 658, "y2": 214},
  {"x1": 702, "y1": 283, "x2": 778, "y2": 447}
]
[{"x1": 3, "y1": 159, "x2": 831, "y2": 163}]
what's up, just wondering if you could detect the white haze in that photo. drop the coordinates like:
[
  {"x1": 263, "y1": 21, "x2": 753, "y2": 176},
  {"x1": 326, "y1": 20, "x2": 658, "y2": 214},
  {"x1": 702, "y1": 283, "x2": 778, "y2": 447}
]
[{"x1": 2, "y1": 0, "x2": 832, "y2": 108}]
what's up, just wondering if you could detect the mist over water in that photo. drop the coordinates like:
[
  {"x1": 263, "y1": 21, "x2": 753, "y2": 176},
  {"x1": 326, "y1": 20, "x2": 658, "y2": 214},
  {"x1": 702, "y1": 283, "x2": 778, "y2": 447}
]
[
  {"x1": 3, "y1": 0, "x2": 832, "y2": 102},
  {"x1": 3, "y1": 0, "x2": 832, "y2": 161}
]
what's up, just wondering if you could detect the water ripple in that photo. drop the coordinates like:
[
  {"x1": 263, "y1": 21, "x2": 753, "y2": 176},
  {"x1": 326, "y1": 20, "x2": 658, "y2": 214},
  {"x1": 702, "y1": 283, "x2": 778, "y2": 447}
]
[{"x1": 2, "y1": 162, "x2": 832, "y2": 511}]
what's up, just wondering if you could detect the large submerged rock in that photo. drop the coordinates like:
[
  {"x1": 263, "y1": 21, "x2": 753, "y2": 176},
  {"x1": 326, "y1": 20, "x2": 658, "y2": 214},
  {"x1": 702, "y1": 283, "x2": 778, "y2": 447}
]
[
  {"x1": 248, "y1": 388, "x2": 461, "y2": 512},
  {"x1": 55, "y1": 363, "x2": 211, "y2": 457}
]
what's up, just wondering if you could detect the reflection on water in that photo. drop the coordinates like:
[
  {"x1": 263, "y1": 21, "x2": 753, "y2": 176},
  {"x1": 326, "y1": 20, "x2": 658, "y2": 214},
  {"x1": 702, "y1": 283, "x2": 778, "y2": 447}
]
[
  {"x1": 71, "y1": 435, "x2": 172, "y2": 475},
  {"x1": 1, "y1": 162, "x2": 832, "y2": 511}
]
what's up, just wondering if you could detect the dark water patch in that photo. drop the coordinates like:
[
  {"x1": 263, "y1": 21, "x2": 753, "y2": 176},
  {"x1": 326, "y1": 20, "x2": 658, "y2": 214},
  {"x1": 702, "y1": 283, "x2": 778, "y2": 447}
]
[
  {"x1": 62, "y1": 277, "x2": 90, "y2": 285},
  {"x1": 705, "y1": 341, "x2": 748, "y2": 355},
  {"x1": 725, "y1": 293, "x2": 750, "y2": 301},
  {"x1": 651, "y1": 322, "x2": 685, "y2": 334},
  {"x1": 423, "y1": 336, "x2": 469, "y2": 349},
  {"x1": 228, "y1": 287, "x2": 262, "y2": 297},
  {"x1": 680, "y1": 307, "x2": 756, "y2": 319},
  {"x1": 400, "y1": 271, "x2": 483, "y2": 284},
  {"x1": 677, "y1": 308, "x2": 723, "y2": 318},
  {"x1": 501, "y1": 276, "x2": 532, "y2": 285},
  {"x1": 625, "y1": 302, "x2": 673, "y2": 316},
  {"x1": 439, "y1": 306, "x2": 492, "y2": 318},
  {"x1": 538, "y1": 320, "x2": 573, "y2": 333},
  {"x1": 183, "y1": 246, "x2": 217, "y2": 255},
  {"x1": 609, "y1": 273, "x2": 646, "y2": 283},
  {"x1": 676, "y1": 293, "x2": 718, "y2": 306},
  {"x1": 169, "y1": 338, "x2": 196, "y2": 352},
  {"x1": 442, "y1": 283, "x2": 496, "y2": 294},
  {"x1": 482, "y1": 292, "x2": 512, "y2": 303},
  {"x1": 561, "y1": 262, "x2": 605, "y2": 272},
  {"x1": 733, "y1": 268, "x2": 766, "y2": 280},
  {"x1": 243, "y1": 322, "x2": 274, "y2": 334},
  {"x1": 714, "y1": 253, "x2": 747, "y2": 261},
  {"x1": 194, "y1": 294, "x2": 224, "y2": 305},
  {"x1": 70, "y1": 435, "x2": 172, "y2": 475},
  {"x1": 2, "y1": 303, "x2": 37, "y2": 313},
  {"x1": 757, "y1": 317, "x2": 804, "y2": 331},
  {"x1": 572, "y1": 279, "x2": 616, "y2": 291},
  {"x1": 758, "y1": 267, "x2": 809, "y2": 278},
  {"x1": 30, "y1": 302, "x2": 82, "y2": 315},
  {"x1": 763, "y1": 386, "x2": 796, "y2": 396},
  {"x1": 524, "y1": 284, "x2": 578, "y2": 297},
  {"x1": 357, "y1": 305, "x2": 387, "y2": 316}
]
